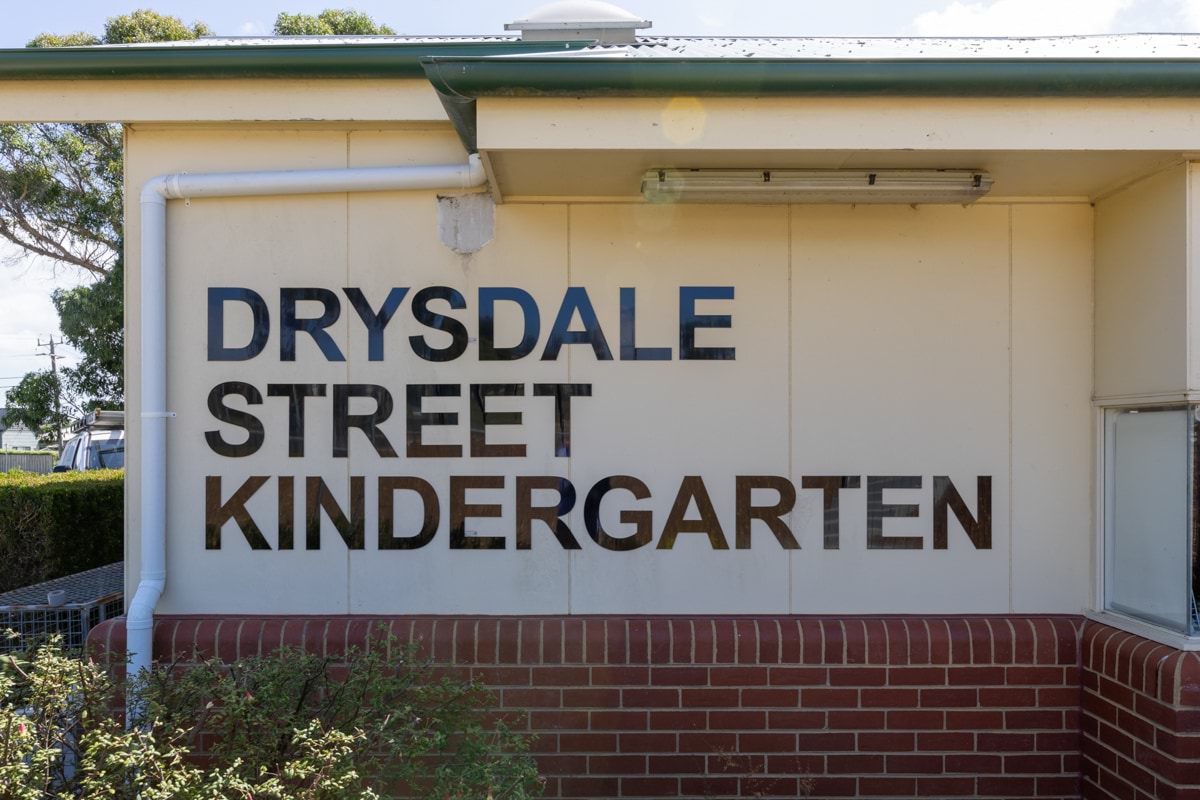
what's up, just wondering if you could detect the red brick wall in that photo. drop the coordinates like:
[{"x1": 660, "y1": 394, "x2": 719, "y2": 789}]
[
  {"x1": 91, "y1": 615, "x2": 1084, "y2": 799},
  {"x1": 1080, "y1": 622, "x2": 1200, "y2": 800}
]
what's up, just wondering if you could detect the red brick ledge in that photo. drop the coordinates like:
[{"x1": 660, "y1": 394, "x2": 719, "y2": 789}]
[
  {"x1": 1079, "y1": 621, "x2": 1200, "y2": 800},
  {"x1": 90, "y1": 615, "x2": 1085, "y2": 800},
  {"x1": 89, "y1": 615, "x2": 1083, "y2": 668}
]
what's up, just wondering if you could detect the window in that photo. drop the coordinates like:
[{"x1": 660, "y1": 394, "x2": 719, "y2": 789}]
[
  {"x1": 57, "y1": 437, "x2": 81, "y2": 471},
  {"x1": 1103, "y1": 406, "x2": 1198, "y2": 635},
  {"x1": 85, "y1": 439, "x2": 124, "y2": 470}
]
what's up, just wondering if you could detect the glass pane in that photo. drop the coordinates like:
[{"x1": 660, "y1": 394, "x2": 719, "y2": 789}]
[
  {"x1": 87, "y1": 440, "x2": 124, "y2": 470},
  {"x1": 1105, "y1": 407, "x2": 1191, "y2": 631}
]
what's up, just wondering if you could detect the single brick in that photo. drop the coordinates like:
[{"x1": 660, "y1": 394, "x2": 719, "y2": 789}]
[
  {"x1": 648, "y1": 710, "x2": 707, "y2": 731},
  {"x1": 796, "y1": 732, "x2": 856, "y2": 751},
  {"x1": 889, "y1": 667, "x2": 948, "y2": 686},
  {"x1": 885, "y1": 754, "x2": 945, "y2": 774},
  {"x1": 590, "y1": 711, "x2": 648, "y2": 732},
  {"x1": 801, "y1": 688, "x2": 859, "y2": 708},
  {"x1": 829, "y1": 710, "x2": 886, "y2": 730},
  {"x1": 859, "y1": 732, "x2": 917, "y2": 752},
  {"x1": 741, "y1": 688, "x2": 799, "y2": 707},
  {"x1": 620, "y1": 777, "x2": 679, "y2": 797},
  {"x1": 859, "y1": 776, "x2": 917, "y2": 796},
  {"x1": 618, "y1": 732, "x2": 677, "y2": 754},
  {"x1": 622, "y1": 688, "x2": 680, "y2": 708},
  {"x1": 738, "y1": 732, "x2": 799, "y2": 752},
  {"x1": 709, "y1": 710, "x2": 768, "y2": 730},
  {"x1": 886, "y1": 710, "x2": 945, "y2": 730}
]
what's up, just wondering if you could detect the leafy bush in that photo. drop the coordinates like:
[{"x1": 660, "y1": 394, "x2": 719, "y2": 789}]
[
  {"x1": 0, "y1": 636, "x2": 541, "y2": 799},
  {"x1": 0, "y1": 470, "x2": 123, "y2": 592}
]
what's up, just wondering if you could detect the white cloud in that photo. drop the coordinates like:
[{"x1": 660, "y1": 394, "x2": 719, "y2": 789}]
[
  {"x1": 1176, "y1": 0, "x2": 1200, "y2": 27},
  {"x1": 0, "y1": 243, "x2": 88, "y2": 405},
  {"x1": 238, "y1": 21, "x2": 268, "y2": 36},
  {"x1": 914, "y1": 0, "x2": 1135, "y2": 36}
]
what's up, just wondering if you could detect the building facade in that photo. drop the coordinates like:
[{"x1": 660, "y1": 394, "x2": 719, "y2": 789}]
[
  {"x1": 0, "y1": 408, "x2": 40, "y2": 451},
  {"x1": 4, "y1": 5, "x2": 1200, "y2": 797}
]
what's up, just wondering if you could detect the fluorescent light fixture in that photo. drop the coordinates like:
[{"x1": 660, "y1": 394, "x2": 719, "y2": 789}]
[{"x1": 641, "y1": 169, "x2": 994, "y2": 205}]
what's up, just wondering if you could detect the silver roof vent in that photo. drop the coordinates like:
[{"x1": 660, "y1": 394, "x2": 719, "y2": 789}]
[{"x1": 506, "y1": 0, "x2": 651, "y2": 44}]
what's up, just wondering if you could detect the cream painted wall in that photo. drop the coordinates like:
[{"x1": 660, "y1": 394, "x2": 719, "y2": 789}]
[
  {"x1": 478, "y1": 97, "x2": 1200, "y2": 154},
  {"x1": 0, "y1": 80, "x2": 445, "y2": 123},
  {"x1": 125, "y1": 126, "x2": 1095, "y2": 615},
  {"x1": 1095, "y1": 165, "x2": 1189, "y2": 401}
]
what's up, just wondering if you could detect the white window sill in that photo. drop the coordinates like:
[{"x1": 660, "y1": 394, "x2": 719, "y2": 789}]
[{"x1": 1084, "y1": 610, "x2": 1200, "y2": 651}]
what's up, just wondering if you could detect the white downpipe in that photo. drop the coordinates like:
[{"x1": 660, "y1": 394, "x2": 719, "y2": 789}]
[{"x1": 126, "y1": 155, "x2": 487, "y2": 693}]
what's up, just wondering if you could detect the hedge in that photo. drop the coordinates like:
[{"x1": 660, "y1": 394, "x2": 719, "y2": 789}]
[{"x1": 0, "y1": 469, "x2": 123, "y2": 593}]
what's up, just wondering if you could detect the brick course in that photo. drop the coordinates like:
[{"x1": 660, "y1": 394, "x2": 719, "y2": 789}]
[
  {"x1": 1079, "y1": 623, "x2": 1200, "y2": 800},
  {"x1": 91, "y1": 615, "x2": 1087, "y2": 799}
]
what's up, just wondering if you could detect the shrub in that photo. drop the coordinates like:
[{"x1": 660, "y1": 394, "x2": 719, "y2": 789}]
[
  {"x1": 0, "y1": 636, "x2": 542, "y2": 799},
  {"x1": 0, "y1": 470, "x2": 123, "y2": 592}
]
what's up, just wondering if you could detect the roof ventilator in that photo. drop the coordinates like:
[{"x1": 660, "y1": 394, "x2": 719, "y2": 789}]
[{"x1": 506, "y1": 0, "x2": 651, "y2": 44}]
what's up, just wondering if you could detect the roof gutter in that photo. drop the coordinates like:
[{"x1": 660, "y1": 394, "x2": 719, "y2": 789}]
[
  {"x1": 422, "y1": 55, "x2": 1200, "y2": 152},
  {"x1": 0, "y1": 42, "x2": 587, "y2": 81}
]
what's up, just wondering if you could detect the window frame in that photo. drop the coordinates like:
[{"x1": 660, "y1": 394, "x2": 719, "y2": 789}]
[{"x1": 1093, "y1": 402, "x2": 1200, "y2": 649}]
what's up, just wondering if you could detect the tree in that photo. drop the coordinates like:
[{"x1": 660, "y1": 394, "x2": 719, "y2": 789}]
[
  {"x1": 27, "y1": 9, "x2": 212, "y2": 49},
  {"x1": 55, "y1": 257, "x2": 124, "y2": 404},
  {"x1": 2, "y1": 11, "x2": 212, "y2": 433},
  {"x1": 4, "y1": 371, "x2": 74, "y2": 448},
  {"x1": 5, "y1": 12, "x2": 213, "y2": 277},
  {"x1": 0, "y1": 123, "x2": 121, "y2": 276},
  {"x1": 5, "y1": 9, "x2": 395, "y2": 435},
  {"x1": 274, "y1": 9, "x2": 396, "y2": 35}
]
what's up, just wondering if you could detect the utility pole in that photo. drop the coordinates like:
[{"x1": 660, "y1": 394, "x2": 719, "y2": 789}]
[{"x1": 37, "y1": 336, "x2": 64, "y2": 451}]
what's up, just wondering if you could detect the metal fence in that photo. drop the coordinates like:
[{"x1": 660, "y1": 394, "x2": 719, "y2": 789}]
[
  {"x1": 0, "y1": 452, "x2": 55, "y2": 474},
  {"x1": 0, "y1": 562, "x2": 124, "y2": 652}
]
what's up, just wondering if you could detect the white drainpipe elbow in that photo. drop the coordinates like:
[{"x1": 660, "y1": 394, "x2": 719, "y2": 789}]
[
  {"x1": 463, "y1": 153, "x2": 486, "y2": 188},
  {"x1": 126, "y1": 154, "x2": 488, "y2": 713}
]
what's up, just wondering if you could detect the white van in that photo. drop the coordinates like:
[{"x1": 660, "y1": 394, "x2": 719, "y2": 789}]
[{"x1": 54, "y1": 410, "x2": 125, "y2": 472}]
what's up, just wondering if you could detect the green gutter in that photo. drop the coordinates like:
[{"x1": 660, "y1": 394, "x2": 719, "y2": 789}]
[
  {"x1": 0, "y1": 42, "x2": 587, "y2": 81},
  {"x1": 424, "y1": 56, "x2": 1200, "y2": 97},
  {"x1": 423, "y1": 56, "x2": 1200, "y2": 151}
]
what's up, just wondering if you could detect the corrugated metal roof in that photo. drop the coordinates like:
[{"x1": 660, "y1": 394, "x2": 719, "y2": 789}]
[
  {"x1": 576, "y1": 34, "x2": 1200, "y2": 59},
  {"x1": 0, "y1": 562, "x2": 123, "y2": 608},
  {"x1": 94, "y1": 33, "x2": 1200, "y2": 60},
  {"x1": 95, "y1": 35, "x2": 521, "y2": 48}
]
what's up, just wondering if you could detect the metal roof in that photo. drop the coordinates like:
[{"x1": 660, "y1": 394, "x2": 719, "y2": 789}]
[
  {"x1": 0, "y1": 562, "x2": 123, "y2": 608},
  {"x1": 91, "y1": 33, "x2": 1200, "y2": 60},
  {"x1": 95, "y1": 35, "x2": 521, "y2": 47}
]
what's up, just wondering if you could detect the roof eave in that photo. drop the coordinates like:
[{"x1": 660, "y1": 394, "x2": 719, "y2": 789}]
[
  {"x1": 0, "y1": 41, "x2": 589, "y2": 80},
  {"x1": 422, "y1": 55, "x2": 1200, "y2": 152}
]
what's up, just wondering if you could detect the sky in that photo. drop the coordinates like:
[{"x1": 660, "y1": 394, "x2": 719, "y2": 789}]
[
  {"x1": 2, "y1": 0, "x2": 1200, "y2": 403},
  {"x1": 5, "y1": 0, "x2": 1200, "y2": 44}
]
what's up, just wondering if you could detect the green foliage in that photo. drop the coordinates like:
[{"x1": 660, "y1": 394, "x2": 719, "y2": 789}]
[
  {"x1": 54, "y1": 259, "x2": 124, "y2": 405},
  {"x1": 26, "y1": 10, "x2": 211, "y2": 48},
  {"x1": 274, "y1": 9, "x2": 397, "y2": 35},
  {"x1": 0, "y1": 122, "x2": 122, "y2": 275},
  {"x1": 26, "y1": 32, "x2": 102, "y2": 48},
  {"x1": 0, "y1": 637, "x2": 102, "y2": 797},
  {"x1": 0, "y1": 470, "x2": 123, "y2": 592},
  {"x1": 3, "y1": 372, "x2": 72, "y2": 448},
  {"x1": 10, "y1": 11, "x2": 214, "y2": 276},
  {"x1": 7, "y1": 10, "x2": 214, "y2": 421},
  {"x1": 99, "y1": 10, "x2": 213, "y2": 44},
  {"x1": 0, "y1": 637, "x2": 542, "y2": 799}
]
